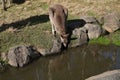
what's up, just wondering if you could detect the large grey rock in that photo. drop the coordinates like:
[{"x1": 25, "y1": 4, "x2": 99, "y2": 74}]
[
  {"x1": 71, "y1": 27, "x2": 88, "y2": 47},
  {"x1": 7, "y1": 45, "x2": 40, "y2": 67},
  {"x1": 7, "y1": 45, "x2": 30, "y2": 67},
  {"x1": 50, "y1": 37, "x2": 62, "y2": 53},
  {"x1": 80, "y1": 16, "x2": 99, "y2": 24},
  {"x1": 80, "y1": 16, "x2": 102, "y2": 39},
  {"x1": 86, "y1": 70, "x2": 120, "y2": 80},
  {"x1": 102, "y1": 12, "x2": 120, "y2": 33},
  {"x1": 38, "y1": 37, "x2": 62, "y2": 56},
  {"x1": 84, "y1": 24, "x2": 102, "y2": 39},
  {"x1": 37, "y1": 48, "x2": 50, "y2": 56}
]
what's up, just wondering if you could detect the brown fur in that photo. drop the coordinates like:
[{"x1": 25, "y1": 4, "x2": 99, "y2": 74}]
[{"x1": 49, "y1": 4, "x2": 68, "y2": 47}]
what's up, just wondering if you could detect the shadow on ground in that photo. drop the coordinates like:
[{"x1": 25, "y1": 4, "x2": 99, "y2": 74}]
[
  {"x1": 67, "y1": 19, "x2": 86, "y2": 30},
  {"x1": 0, "y1": 14, "x2": 49, "y2": 32},
  {"x1": 12, "y1": 0, "x2": 25, "y2": 4}
]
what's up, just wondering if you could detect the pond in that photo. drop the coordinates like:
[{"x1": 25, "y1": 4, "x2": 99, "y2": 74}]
[{"x1": 0, "y1": 44, "x2": 120, "y2": 80}]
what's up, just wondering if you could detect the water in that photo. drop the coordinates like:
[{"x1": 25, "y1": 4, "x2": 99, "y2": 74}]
[{"x1": 0, "y1": 44, "x2": 120, "y2": 80}]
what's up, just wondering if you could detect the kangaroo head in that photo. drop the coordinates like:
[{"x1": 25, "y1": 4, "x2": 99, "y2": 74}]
[{"x1": 61, "y1": 34, "x2": 69, "y2": 47}]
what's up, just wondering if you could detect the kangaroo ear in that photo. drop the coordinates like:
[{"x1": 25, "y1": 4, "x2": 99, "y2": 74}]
[
  {"x1": 49, "y1": 7, "x2": 55, "y2": 17},
  {"x1": 63, "y1": 7, "x2": 68, "y2": 19}
]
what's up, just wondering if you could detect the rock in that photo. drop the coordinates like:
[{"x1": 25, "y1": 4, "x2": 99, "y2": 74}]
[
  {"x1": 86, "y1": 70, "x2": 120, "y2": 80},
  {"x1": 68, "y1": 16, "x2": 101, "y2": 47},
  {"x1": 27, "y1": 46, "x2": 41, "y2": 59},
  {"x1": 71, "y1": 27, "x2": 88, "y2": 47},
  {"x1": 38, "y1": 37, "x2": 62, "y2": 56},
  {"x1": 50, "y1": 37, "x2": 62, "y2": 53},
  {"x1": 84, "y1": 24, "x2": 102, "y2": 40},
  {"x1": 79, "y1": 16, "x2": 102, "y2": 39},
  {"x1": 102, "y1": 12, "x2": 120, "y2": 33},
  {"x1": 78, "y1": 28, "x2": 88, "y2": 45},
  {"x1": 7, "y1": 45, "x2": 40, "y2": 67},
  {"x1": 101, "y1": 28, "x2": 108, "y2": 36},
  {"x1": 80, "y1": 16, "x2": 99, "y2": 24},
  {"x1": 37, "y1": 48, "x2": 51, "y2": 56},
  {"x1": 7, "y1": 45, "x2": 30, "y2": 67}
]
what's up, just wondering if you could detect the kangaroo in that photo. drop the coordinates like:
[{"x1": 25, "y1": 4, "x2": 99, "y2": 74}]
[
  {"x1": 49, "y1": 4, "x2": 69, "y2": 47},
  {"x1": 1, "y1": 0, "x2": 11, "y2": 11}
]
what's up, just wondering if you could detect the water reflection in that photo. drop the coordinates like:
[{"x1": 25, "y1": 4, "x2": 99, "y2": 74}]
[{"x1": 0, "y1": 44, "x2": 120, "y2": 80}]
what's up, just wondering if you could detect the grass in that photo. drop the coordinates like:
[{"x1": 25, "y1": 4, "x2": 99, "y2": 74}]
[
  {"x1": 89, "y1": 30, "x2": 120, "y2": 45},
  {"x1": 89, "y1": 36, "x2": 111, "y2": 45},
  {"x1": 0, "y1": 23, "x2": 53, "y2": 52},
  {"x1": 40, "y1": 2, "x2": 49, "y2": 10},
  {"x1": 0, "y1": 0, "x2": 120, "y2": 53},
  {"x1": 87, "y1": 11, "x2": 96, "y2": 17},
  {"x1": 110, "y1": 30, "x2": 120, "y2": 46}
]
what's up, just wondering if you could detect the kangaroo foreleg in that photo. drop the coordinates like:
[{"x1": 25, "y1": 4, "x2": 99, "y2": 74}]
[{"x1": 49, "y1": 7, "x2": 57, "y2": 36}]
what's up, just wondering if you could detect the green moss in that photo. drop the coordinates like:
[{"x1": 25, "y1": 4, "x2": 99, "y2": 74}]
[
  {"x1": 89, "y1": 36, "x2": 111, "y2": 45},
  {"x1": 110, "y1": 30, "x2": 120, "y2": 46},
  {"x1": 89, "y1": 30, "x2": 120, "y2": 46}
]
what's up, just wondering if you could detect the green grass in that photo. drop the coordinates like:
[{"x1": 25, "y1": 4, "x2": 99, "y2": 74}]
[
  {"x1": 110, "y1": 30, "x2": 120, "y2": 46},
  {"x1": 0, "y1": 22, "x2": 53, "y2": 52},
  {"x1": 40, "y1": 2, "x2": 49, "y2": 10},
  {"x1": 87, "y1": 11, "x2": 96, "y2": 17},
  {"x1": 89, "y1": 30, "x2": 120, "y2": 46},
  {"x1": 89, "y1": 36, "x2": 111, "y2": 45}
]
